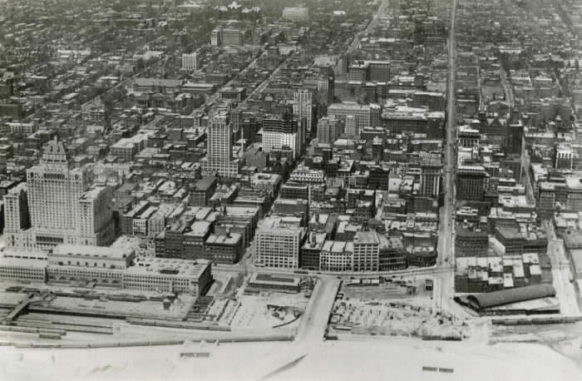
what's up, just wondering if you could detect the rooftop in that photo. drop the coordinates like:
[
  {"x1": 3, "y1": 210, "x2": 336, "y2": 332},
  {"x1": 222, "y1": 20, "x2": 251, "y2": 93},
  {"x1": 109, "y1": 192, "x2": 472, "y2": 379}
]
[
  {"x1": 52, "y1": 244, "x2": 134, "y2": 260},
  {"x1": 128, "y1": 257, "x2": 210, "y2": 278}
]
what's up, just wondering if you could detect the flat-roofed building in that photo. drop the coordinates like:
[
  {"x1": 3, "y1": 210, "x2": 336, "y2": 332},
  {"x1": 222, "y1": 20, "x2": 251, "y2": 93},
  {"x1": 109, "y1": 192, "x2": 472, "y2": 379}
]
[
  {"x1": 0, "y1": 245, "x2": 212, "y2": 296},
  {"x1": 248, "y1": 273, "x2": 301, "y2": 293},
  {"x1": 256, "y1": 217, "x2": 305, "y2": 269},
  {"x1": 182, "y1": 52, "x2": 198, "y2": 71},
  {"x1": 301, "y1": 232, "x2": 326, "y2": 270},
  {"x1": 0, "y1": 249, "x2": 47, "y2": 283},
  {"x1": 320, "y1": 240, "x2": 353, "y2": 272},
  {"x1": 205, "y1": 231, "x2": 243, "y2": 264},
  {"x1": 352, "y1": 230, "x2": 380, "y2": 272},
  {"x1": 124, "y1": 257, "x2": 211, "y2": 294}
]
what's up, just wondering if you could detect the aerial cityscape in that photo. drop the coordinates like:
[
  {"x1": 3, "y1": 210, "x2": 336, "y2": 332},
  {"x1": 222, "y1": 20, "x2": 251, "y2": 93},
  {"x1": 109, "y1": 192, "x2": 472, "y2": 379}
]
[{"x1": 0, "y1": 0, "x2": 582, "y2": 379}]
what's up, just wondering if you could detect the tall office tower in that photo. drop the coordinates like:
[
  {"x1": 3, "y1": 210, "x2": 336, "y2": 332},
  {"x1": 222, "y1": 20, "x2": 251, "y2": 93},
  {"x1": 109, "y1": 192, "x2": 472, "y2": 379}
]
[
  {"x1": 255, "y1": 217, "x2": 306, "y2": 269},
  {"x1": 3, "y1": 184, "x2": 30, "y2": 236},
  {"x1": 317, "y1": 116, "x2": 342, "y2": 144},
  {"x1": 261, "y1": 113, "x2": 302, "y2": 159},
  {"x1": 181, "y1": 52, "x2": 198, "y2": 71},
  {"x1": 368, "y1": 61, "x2": 391, "y2": 82},
  {"x1": 293, "y1": 89, "x2": 313, "y2": 136},
  {"x1": 555, "y1": 143, "x2": 573, "y2": 170},
  {"x1": 371, "y1": 136, "x2": 384, "y2": 162},
  {"x1": 202, "y1": 111, "x2": 239, "y2": 177},
  {"x1": 317, "y1": 75, "x2": 334, "y2": 105},
  {"x1": 507, "y1": 122, "x2": 524, "y2": 155},
  {"x1": 370, "y1": 103, "x2": 381, "y2": 127},
  {"x1": 230, "y1": 108, "x2": 242, "y2": 134},
  {"x1": 352, "y1": 230, "x2": 380, "y2": 272},
  {"x1": 419, "y1": 163, "x2": 442, "y2": 198},
  {"x1": 208, "y1": 112, "x2": 232, "y2": 162},
  {"x1": 27, "y1": 140, "x2": 88, "y2": 232},
  {"x1": 78, "y1": 186, "x2": 116, "y2": 246},
  {"x1": 456, "y1": 165, "x2": 488, "y2": 201},
  {"x1": 345, "y1": 115, "x2": 357, "y2": 137},
  {"x1": 4, "y1": 139, "x2": 115, "y2": 250},
  {"x1": 211, "y1": 28, "x2": 222, "y2": 46}
]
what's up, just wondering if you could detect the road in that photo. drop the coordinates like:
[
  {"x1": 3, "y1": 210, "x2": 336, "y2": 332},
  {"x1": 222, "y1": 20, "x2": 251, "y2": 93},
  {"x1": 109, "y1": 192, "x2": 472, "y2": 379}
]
[
  {"x1": 345, "y1": 0, "x2": 389, "y2": 55},
  {"x1": 234, "y1": 50, "x2": 293, "y2": 113},
  {"x1": 214, "y1": 261, "x2": 453, "y2": 279},
  {"x1": 189, "y1": 48, "x2": 267, "y2": 116},
  {"x1": 294, "y1": 276, "x2": 340, "y2": 344},
  {"x1": 543, "y1": 221, "x2": 580, "y2": 316},
  {"x1": 434, "y1": 0, "x2": 458, "y2": 315}
]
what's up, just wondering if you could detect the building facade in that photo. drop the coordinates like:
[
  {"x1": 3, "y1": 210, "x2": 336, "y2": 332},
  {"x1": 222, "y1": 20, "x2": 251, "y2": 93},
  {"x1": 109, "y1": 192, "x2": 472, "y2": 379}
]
[
  {"x1": 255, "y1": 217, "x2": 305, "y2": 269},
  {"x1": 3, "y1": 140, "x2": 115, "y2": 250}
]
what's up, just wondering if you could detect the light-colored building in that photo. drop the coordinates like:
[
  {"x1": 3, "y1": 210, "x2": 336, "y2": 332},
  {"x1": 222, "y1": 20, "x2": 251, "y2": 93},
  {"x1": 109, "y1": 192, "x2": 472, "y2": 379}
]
[
  {"x1": 320, "y1": 241, "x2": 354, "y2": 272},
  {"x1": 555, "y1": 144, "x2": 573, "y2": 170},
  {"x1": 222, "y1": 28, "x2": 243, "y2": 46},
  {"x1": 78, "y1": 186, "x2": 116, "y2": 246},
  {"x1": 3, "y1": 140, "x2": 115, "y2": 250},
  {"x1": 2, "y1": 183, "x2": 29, "y2": 234},
  {"x1": 419, "y1": 162, "x2": 442, "y2": 198},
  {"x1": 317, "y1": 116, "x2": 343, "y2": 144},
  {"x1": 282, "y1": 7, "x2": 309, "y2": 22},
  {"x1": 0, "y1": 249, "x2": 46, "y2": 283},
  {"x1": 211, "y1": 28, "x2": 221, "y2": 46},
  {"x1": 201, "y1": 111, "x2": 240, "y2": 178},
  {"x1": 293, "y1": 89, "x2": 313, "y2": 135},
  {"x1": 256, "y1": 217, "x2": 306, "y2": 269},
  {"x1": 0, "y1": 244, "x2": 212, "y2": 296},
  {"x1": 110, "y1": 133, "x2": 149, "y2": 162},
  {"x1": 328, "y1": 102, "x2": 381, "y2": 131},
  {"x1": 124, "y1": 257, "x2": 212, "y2": 294},
  {"x1": 289, "y1": 165, "x2": 325, "y2": 184},
  {"x1": 262, "y1": 130, "x2": 301, "y2": 159},
  {"x1": 182, "y1": 52, "x2": 198, "y2": 71},
  {"x1": 353, "y1": 231, "x2": 380, "y2": 272}
]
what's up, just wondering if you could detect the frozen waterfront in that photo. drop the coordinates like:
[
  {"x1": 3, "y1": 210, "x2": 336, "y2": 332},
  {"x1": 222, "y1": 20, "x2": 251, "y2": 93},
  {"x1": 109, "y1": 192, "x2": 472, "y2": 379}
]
[{"x1": 1, "y1": 337, "x2": 581, "y2": 381}]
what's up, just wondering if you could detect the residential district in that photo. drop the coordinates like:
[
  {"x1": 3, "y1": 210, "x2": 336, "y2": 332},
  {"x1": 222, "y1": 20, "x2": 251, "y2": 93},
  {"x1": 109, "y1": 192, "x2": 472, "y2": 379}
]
[{"x1": 0, "y1": 0, "x2": 582, "y2": 380}]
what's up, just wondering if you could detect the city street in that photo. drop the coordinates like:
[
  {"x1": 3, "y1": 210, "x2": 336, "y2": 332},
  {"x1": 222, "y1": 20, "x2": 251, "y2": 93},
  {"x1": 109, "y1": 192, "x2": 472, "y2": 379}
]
[
  {"x1": 434, "y1": 0, "x2": 458, "y2": 315},
  {"x1": 294, "y1": 276, "x2": 340, "y2": 344},
  {"x1": 544, "y1": 221, "x2": 581, "y2": 316}
]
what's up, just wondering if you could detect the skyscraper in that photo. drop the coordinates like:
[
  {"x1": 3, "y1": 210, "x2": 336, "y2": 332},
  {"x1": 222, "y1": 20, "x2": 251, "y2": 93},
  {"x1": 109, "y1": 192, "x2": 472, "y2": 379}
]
[
  {"x1": 344, "y1": 114, "x2": 357, "y2": 137},
  {"x1": 293, "y1": 89, "x2": 313, "y2": 137},
  {"x1": 456, "y1": 165, "x2": 488, "y2": 201},
  {"x1": 27, "y1": 140, "x2": 87, "y2": 232},
  {"x1": 261, "y1": 113, "x2": 302, "y2": 158},
  {"x1": 208, "y1": 112, "x2": 232, "y2": 162},
  {"x1": 202, "y1": 110, "x2": 239, "y2": 177},
  {"x1": 3, "y1": 139, "x2": 114, "y2": 250},
  {"x1": 317, "y1": 116, "x2": 343, "y2": 144},
  {"x1": 420, "y1": 163, "x2": 442, "y2": 198},
  {"x1": 181, "y1": 52, "x2": 198, "y2": 71}
]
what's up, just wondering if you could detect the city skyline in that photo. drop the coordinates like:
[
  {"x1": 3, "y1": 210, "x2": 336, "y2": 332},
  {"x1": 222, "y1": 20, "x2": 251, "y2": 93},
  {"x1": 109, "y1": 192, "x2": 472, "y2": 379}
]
[{"x1": 1, "y1": 0, "x2": 582, "y2": 380}]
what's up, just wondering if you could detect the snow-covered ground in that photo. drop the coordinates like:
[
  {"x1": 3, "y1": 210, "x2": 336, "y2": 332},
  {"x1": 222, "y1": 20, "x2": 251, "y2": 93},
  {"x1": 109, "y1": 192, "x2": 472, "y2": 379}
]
[
  {"x1": 229, "y1": 293, "x2": 307, "y2": 330},
  {"x1": 545, "y1": 221, "x2": 581, "y2": 316},
  {"x1": 1, "y1": 337, "x2": 580, "y2": 381}
]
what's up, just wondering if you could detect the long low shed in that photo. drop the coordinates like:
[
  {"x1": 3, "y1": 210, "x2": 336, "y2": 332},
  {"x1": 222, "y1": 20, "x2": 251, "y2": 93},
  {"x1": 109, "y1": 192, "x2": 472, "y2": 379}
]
[{"x1": 466, "y1": 284, "x2": 556, "y2": 311}]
